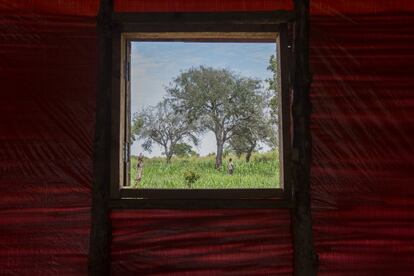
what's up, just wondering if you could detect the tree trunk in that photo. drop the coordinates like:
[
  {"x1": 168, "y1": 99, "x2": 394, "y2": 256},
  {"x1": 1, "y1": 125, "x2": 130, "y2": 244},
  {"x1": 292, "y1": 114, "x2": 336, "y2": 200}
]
[
  {"x1": 245, "y1": 142, "x2": 256, "y2": 162},
  {"x1": 164, "y1": 145, "x2": 172, "y2": 163},
  {"x1": 215, "y1": 141, "x2": 224, "y2": 169},
  {"x1": 245, "y1": 150, "x2": 252, "y2": 163}
]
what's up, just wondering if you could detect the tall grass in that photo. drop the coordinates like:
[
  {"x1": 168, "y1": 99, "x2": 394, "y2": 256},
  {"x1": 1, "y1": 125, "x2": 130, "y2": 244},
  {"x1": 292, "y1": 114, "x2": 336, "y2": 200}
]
[{"x1": 130, "y1": 151, "x2": 279, "y2": 189}]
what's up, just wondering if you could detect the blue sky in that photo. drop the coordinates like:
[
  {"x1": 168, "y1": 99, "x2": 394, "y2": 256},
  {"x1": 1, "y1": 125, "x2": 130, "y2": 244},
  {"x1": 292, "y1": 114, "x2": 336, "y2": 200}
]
[{"x1": 131, "y1": 41, "x2": 277, "y2": 157}]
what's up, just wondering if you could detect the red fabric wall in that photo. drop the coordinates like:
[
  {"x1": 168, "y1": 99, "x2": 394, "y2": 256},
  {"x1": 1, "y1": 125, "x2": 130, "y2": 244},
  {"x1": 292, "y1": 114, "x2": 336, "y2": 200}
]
[
  {"x1": 0, "y1": 1, "x2": 414, "y2": 275},
  {"x1": 310, "y1": 14, "x2": 414, "y2": 275},
  {"x1": 111, "y1": 210, "x2": 292, "y2": 275},
  {"x1": 0, "y1": 10, "x2": 97, "y2": 275}
]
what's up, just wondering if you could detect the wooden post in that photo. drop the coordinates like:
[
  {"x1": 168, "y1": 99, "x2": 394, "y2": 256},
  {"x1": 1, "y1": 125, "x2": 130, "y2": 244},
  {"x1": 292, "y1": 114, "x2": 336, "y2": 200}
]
[
  {"x1": 88, "y1": 0, "x2": 113, "y2": 275},
  {"x1": 291, "y1": 0, "x2": 318, "y2": 275}
]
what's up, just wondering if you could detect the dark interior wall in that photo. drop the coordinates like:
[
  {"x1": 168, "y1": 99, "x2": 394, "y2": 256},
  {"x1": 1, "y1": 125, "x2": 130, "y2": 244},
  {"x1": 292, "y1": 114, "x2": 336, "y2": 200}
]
[
  {"x1": 310, "y1": 14, "x2": 414, "y2": 275},
  {"x1": 0, "y1": 2, "x2": 294, "y2": 275},
  {"x1": 0, "y1": 12, "x2": 97, "y2": 275},
  {"x1": 111, "y1": 210, "x2": 292, "y2": 275},
  {"x1": 0, "y1": 1, "x2": 414, "y2": 275}
]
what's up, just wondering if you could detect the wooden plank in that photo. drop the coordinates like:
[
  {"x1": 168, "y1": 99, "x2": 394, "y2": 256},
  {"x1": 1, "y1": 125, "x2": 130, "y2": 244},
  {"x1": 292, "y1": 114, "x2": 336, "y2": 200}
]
[
  {"x1": 278, "y1": 23, "x2": 293, "y2": 196},
  {"x1": 88, "y1": 0, "x2": 113, "y2": 275},
  {"x1": 290, "y1": 0, "x2": 318, "y2": 275},
  {"x1": 117, "y1": 23, "x2": 281, "y2": 34},
  {"x1": 124, "y1": 40, "x2": 132, "y2": 187},
  {"x1": 119, "y1": 188, "x2": 285, "y2": 200},
  {"x1": 110, "y1": 29, "x2": 121, "y2": 199},
  {"x1": 112, "y1": 11, "x2": 295, "y2": 34},
  {"x1": 110, "y1": 199, "x2": 292, "y2": 209},
  {"x1": 122, "y1": 32, "x2": 278, "y2": 42},
  {"x1": 112, "y1": 11, "x2": 295, "y2": 25}
]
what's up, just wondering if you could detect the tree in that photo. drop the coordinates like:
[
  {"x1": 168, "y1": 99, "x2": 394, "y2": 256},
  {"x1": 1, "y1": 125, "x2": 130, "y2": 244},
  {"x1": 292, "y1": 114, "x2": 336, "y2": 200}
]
[
  {"x1": 166, "y1": 66, "x2": 265, "y2": 169},
  {"x1": 130, "y1": 113, "x2": 144, "y2": 144},
  {"x1": 132, "y1": 99, "x2": 199, "y2": 163},
  {"x1": 266, "y1": 54, "x2": 280, "y2": 149},
  {"x1": 228, "y1": 113, "x2": 272, "y2": 162},
  {"x1": 172, "y1": 143, "x2": 198, "y2": 157},
  {"x1": 227, "y1": 87, "x2": 273, "y2": 162}
]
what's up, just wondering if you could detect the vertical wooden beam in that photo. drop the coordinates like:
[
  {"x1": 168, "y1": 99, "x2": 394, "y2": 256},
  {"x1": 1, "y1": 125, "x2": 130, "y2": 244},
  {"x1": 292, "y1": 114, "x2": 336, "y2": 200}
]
[
  {"x1": 88, "y1": 0, "x2": 113, "y2": 275},
  {"x1": 291, "y1": 0, "x2": 318, "y2": 275}
]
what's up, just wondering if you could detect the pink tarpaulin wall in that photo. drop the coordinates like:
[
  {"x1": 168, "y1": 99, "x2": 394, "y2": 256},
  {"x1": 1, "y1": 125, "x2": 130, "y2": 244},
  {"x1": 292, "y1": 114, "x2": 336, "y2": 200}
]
[{"x1": 0, "y1": 1, "x2": 413, "y2": 275}]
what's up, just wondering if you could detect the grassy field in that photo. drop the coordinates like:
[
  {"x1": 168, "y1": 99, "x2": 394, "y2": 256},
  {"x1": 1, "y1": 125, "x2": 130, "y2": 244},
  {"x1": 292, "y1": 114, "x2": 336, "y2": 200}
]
[{"x1": 130, "y1": 151, "x2": 279, "y2": 189}]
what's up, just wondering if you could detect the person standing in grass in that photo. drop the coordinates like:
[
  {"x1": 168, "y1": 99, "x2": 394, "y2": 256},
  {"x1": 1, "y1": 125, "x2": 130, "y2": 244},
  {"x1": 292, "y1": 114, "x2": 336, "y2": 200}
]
[
  {"x1": 227, "y1": 158, "x2": 234, "y2": 175},
  {"x1": 135, "y1": 153, "x2": 144, "y2": 184}
]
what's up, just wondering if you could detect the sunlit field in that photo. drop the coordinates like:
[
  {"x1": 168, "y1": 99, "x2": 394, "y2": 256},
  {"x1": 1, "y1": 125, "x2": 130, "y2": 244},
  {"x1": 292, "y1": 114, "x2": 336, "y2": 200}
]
[
  {"x1": 129, "y1": 42, "x2": 280, "y2": 189},
  {"x1": 130, "y1": 151, "x2": 279, "y2": 189}
]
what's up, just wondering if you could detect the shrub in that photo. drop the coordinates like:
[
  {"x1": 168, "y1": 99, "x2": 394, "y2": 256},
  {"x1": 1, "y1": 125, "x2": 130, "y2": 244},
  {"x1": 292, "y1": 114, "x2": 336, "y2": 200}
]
[
  {"x1": 183, "y1": 170, "x2": 200, "y2": 188},
  {"x1": 253, "y1": 150, "x2": 278, "y2": 163}
]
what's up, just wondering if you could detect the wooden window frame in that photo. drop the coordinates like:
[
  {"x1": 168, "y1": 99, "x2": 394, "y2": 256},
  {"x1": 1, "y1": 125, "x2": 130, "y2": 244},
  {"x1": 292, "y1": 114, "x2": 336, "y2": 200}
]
[
  {"x1": 91, "y1": 1, "x2": 317, "y2": 275},
  {"x1": 109, "y1": 11, "x2": 295, "y2": 209}
]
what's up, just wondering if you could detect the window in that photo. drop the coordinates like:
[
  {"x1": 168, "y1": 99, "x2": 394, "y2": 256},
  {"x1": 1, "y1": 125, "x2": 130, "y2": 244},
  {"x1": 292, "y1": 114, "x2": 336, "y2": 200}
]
[{"x1": 110, "y1": 12, "x2": 293, "y2": 208}]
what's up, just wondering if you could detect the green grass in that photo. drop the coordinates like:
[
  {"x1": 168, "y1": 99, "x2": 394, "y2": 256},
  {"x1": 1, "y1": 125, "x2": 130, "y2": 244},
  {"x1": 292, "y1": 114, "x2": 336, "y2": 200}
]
[{"x1": 130, "y1": 151, "x2": 280, "y2": 189}]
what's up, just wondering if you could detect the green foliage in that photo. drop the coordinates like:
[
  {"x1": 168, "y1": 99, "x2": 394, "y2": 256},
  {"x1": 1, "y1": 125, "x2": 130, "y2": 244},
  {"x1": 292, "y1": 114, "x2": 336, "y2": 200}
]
[
  {"x1": 131, "y1": 61, "x2": 281, "y2": 167},
  {"x1": 223, "y1": 147, "x2": 232, "y2": 158},
  {"x1": 266, "y1": 54, "x2": 278, "y2": 94},
  {"x1": 252, "y1": 150, "x2": 278, "y2": 163},
  {"x1": 131, "y1": 99, "x2": 200, "y2": 162},
  {"x1": 166, "y1": 66, "x2": 266, "y2": 168},
  {"x1": 172, "y1": 143, "x2": 198, "y2": 157},
  {"x1": 130, "y1": 114, "x2": 144, "y2": 144},
  {"x1": 265, "y1": 54, "x2": 280, "y2": 149},
  {"x1": 228, "y1": 110, "x2": 272, "y2": 161},
  {"x1": 130, "y1": 151, "x2": 279, "y2": 189},
  {"x1": 183, "y1": 170, "x2": 201, "y2": 188}
]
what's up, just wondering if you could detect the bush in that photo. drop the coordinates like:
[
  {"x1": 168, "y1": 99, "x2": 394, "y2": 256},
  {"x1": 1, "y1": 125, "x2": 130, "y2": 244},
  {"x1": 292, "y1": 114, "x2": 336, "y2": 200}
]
[
  {"x1": 183, "y1": 170, "x2": 200, "y2": 188},
  {"x1": 253, "y1": 150, "x2": 278, "y2": 163}
]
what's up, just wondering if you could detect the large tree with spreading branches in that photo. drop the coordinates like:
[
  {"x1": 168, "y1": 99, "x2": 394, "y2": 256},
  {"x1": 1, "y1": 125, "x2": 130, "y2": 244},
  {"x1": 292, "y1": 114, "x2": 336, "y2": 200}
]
[
  {"x1": 166, "y1": 66, "x2": 266, "y2": 169},
  {"x1": 131, "y1": 99, "x2": 200, "y2": 163}
]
